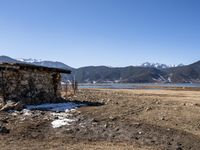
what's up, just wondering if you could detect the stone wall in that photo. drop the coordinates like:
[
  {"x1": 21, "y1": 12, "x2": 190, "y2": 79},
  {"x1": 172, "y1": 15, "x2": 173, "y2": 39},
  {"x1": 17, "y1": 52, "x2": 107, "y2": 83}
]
[{"x1": 0, "y1": 69, "x2": 62, "y2": 104}]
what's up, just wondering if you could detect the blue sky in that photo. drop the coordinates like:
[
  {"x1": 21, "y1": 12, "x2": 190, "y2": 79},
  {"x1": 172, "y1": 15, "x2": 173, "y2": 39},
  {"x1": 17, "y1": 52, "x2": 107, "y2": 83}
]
[{"x1": 0, "y1": 0, "x2": 200, "y2": 68}]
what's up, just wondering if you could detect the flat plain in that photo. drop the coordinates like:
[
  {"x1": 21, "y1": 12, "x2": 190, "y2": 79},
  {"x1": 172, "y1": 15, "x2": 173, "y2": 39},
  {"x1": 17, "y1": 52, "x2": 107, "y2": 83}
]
[{"x1": 1, "y1": 88, "x2": 200, "y2": 149}]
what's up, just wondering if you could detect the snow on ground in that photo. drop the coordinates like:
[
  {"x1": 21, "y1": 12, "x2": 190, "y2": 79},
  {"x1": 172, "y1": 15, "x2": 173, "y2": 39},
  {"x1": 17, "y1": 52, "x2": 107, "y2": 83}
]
[
  {"x1": 51, "y1": 118, "x2": 75, "y2": 128},
  {"x1": 22, "y1": 109, "x2": 32, "y2": 116},
  {"x1": 26, "y1": 102, "x2": 85, "y2": 112},
  {"x1": 51, "y1": 112, "x2": 76, "y2": 128},
  {"x1": 25, "y1": 102, "x2": 86, "y2": 128}
]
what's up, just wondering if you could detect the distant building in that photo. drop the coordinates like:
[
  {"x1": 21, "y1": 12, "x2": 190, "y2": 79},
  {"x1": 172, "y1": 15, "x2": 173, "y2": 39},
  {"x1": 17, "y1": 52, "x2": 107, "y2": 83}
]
[{"x1": 0, "y1": 62, "x2": 71, "y2": 104}]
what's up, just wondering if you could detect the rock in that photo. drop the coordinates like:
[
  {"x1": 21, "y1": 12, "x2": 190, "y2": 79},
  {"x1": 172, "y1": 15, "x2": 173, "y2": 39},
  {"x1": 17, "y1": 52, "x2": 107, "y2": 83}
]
[
  {"x1": 20, "y1": 80, "x2": 28, "y2": 85},
  {"x1": 145, "y1": 107, "x2": 152, "y2": 112},
  {"x1": 14, "y1": 101, "x2": 25, "y2": 111},
  {"x1": 0, "y1": 117, "x2": 9, "y2": 123},
  {"x1": 0, "y1": 100, "x2": 25, "y2": 111},
  {"x1": 0, "y1": 96, "x2": 4, "y2": 101},
  {"x1": 0, "y1": 98, "x2": 6, "y2": 109},
  {"x1": 11, "y1": 112, "x2": 19, "y2": 116},
  {"x1": 184, "y1": 103, "x2": 195, "y2": 107},
  {"x1": 104, "y1": 124, "x2": 108, "y2": 128},
  {"x1": 109, "y1": 116, "x2": 117, "y2": 121},
  {"x1": 155, "y1": 100, "x2": 160, "y2": 104},
  {"x1": 0, "y1": 100, "x2": 15, "y2": 111},
  {"x1": 0, "y1": 125, "x2": 10, "y2": 134},
  {"x1": 91, "y1": 118, "x2": 98, "y2": 122},
  {"x1": 0, "y1": 96, "x2": 5, "y2": 104},
  {"x1": 194, "y1": 103, "x2": 200, "y2": 107},
  {"x1": 54, "y1": 116, "x2": 59, "y2": 119},
  {"x1": 160, "y1": 116, "x2": 165, "y2": 120},
  {"x1": 0, "y1": 103, "x2": 4, "y2": 109},
  {"x1": 133, "y1": 122, "x2": 141, "y2": 127}
]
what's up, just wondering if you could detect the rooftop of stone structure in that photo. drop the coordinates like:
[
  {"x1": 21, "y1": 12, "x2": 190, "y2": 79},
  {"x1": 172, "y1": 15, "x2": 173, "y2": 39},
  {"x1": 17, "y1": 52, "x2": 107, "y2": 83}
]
[{"x1": 0, "y1": 62, "x2": 71, "y2": 74}]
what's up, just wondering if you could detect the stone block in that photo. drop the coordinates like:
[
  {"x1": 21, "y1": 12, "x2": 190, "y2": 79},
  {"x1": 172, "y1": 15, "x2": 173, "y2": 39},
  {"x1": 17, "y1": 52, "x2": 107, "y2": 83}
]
[{"x1": 21, "y1": 80, "x2": 28, "y2": 85}]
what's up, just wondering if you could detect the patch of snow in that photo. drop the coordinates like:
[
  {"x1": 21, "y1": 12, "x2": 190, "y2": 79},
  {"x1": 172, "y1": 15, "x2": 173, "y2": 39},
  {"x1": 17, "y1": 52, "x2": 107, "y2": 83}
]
[
  {"x1": 167, "y1": 77, "x2": 172, "y2": 83},
  {"x1": 92, "y1": 81, "x2": 97, "y2": 84},
  {"x1": 26, "y1": 102, "x2": 85, "y2": 112},
  {"x1": 65, "y1": 108, "x2": 76, "y2": 113},
  {"x1": 22, "y1": 109, "x2": 32, "y2": 116},
  {"x1": 114, "y1": 80, "x2": 120, "y2": 83},
  {"x1": 17, "y1": 58, "x2": 42, "y2": 63},
  {"x1": 17, "y1": 58, "x2": 26, "y2": 62},
  {"x1": 26, "y1": 102, "x2": 86, "y2": 128},
  {"x1": 51, "y1": 112, "x2": 70, "y2": 117},
  {"x1": 61, "y1": 81, "x2": 66, "y2": 85},
  {"x1": 158, "y1": 74, "x2": 166, "y2": 81},
  {"x1": 51, "y1": 118, "x2": 75, "y2": 128},
  {"x1": 51, "y1": 112, "x2": 76, "y2": 128},
  {"x1": 61, "y1": 80, "x2": 72, "y2": 85},
  {"x1": 152, "y1": 78, "x2": 157, "y2": 81}
]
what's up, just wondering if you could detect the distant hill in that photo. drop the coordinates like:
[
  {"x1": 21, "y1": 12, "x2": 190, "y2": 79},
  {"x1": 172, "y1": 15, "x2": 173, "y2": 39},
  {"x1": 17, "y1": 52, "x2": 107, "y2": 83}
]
[
  {"x1": 16, "y1": 57, "x2": 75, "y2": 81},
  {"x1": 74, "y1": 66, "x2": 167, "y2": 83},
  {"x1": 0, "y1": 55, "x2": 200, "y2": 83},
  {"x1": 165, "y1": 61, "x2": 200, "y2": 83},
  {"x1": 33, "y1": 61, "x2": 73, "y2": 70},
  {"x1": 0, "y1": 56, "x2": 20, "y2": 63},
  {"x1": 33, "y1": 61, "x2": 75, "y2": 81}
]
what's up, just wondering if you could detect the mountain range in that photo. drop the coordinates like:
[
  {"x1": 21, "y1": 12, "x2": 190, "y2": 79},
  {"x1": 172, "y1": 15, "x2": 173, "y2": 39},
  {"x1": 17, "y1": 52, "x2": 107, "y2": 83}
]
[
  {"x1": 0, "y1": 55, "x2": 200, "y2": 83},
  {"x1": 141, "y1": 62, "x2": 184, "y2": 69}
]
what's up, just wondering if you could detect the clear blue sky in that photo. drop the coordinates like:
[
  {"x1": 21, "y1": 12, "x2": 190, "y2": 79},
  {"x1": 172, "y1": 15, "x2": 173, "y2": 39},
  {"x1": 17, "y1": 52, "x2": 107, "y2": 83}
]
[{"x1": 0, "y1": 0, "x2": 200, "y2": 68}]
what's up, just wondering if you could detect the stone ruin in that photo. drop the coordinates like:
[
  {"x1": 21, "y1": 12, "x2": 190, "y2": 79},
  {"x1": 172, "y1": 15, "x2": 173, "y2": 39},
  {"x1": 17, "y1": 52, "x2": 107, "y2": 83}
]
[{"x1": 0, "y1": 62, "x2": 71, "y2": 105}]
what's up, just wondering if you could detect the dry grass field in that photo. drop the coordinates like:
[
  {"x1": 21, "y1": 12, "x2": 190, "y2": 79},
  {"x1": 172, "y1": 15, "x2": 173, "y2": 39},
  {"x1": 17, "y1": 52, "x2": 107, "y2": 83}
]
[{"x1": 1, "y1": 88, "x2": 200, "y2": 149}]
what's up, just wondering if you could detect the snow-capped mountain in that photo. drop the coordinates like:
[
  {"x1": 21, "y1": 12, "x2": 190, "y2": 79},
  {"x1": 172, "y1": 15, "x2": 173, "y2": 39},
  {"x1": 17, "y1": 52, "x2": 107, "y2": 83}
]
[
  {"x1": 16, "y1": 58, "x2": 73, "y2": 70},
  {"x1": 141, "y1": 62, "x2": 184, "y2": 69},
  {"x1": 16, "y1": 58, "x2": 42, "y2": 63}
]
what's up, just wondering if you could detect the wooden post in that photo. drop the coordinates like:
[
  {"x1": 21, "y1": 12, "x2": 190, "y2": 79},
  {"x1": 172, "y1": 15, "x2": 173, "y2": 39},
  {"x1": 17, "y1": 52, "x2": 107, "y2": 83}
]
[
  {"x1": 65, "y1": 82, "x2": 68, "y2": 98},
  {"x1": 1, "y1": 70, "x2": 6, "y2": 104},
  {"x1": 72, "y1": 80, "x2": 78, "y2": 95}
]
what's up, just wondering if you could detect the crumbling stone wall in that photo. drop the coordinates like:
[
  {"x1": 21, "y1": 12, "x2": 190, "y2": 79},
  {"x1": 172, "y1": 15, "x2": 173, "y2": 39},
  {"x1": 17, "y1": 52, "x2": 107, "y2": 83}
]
[{"x1": 0, "y1": 69, "x2": 62, "y2": 104}]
